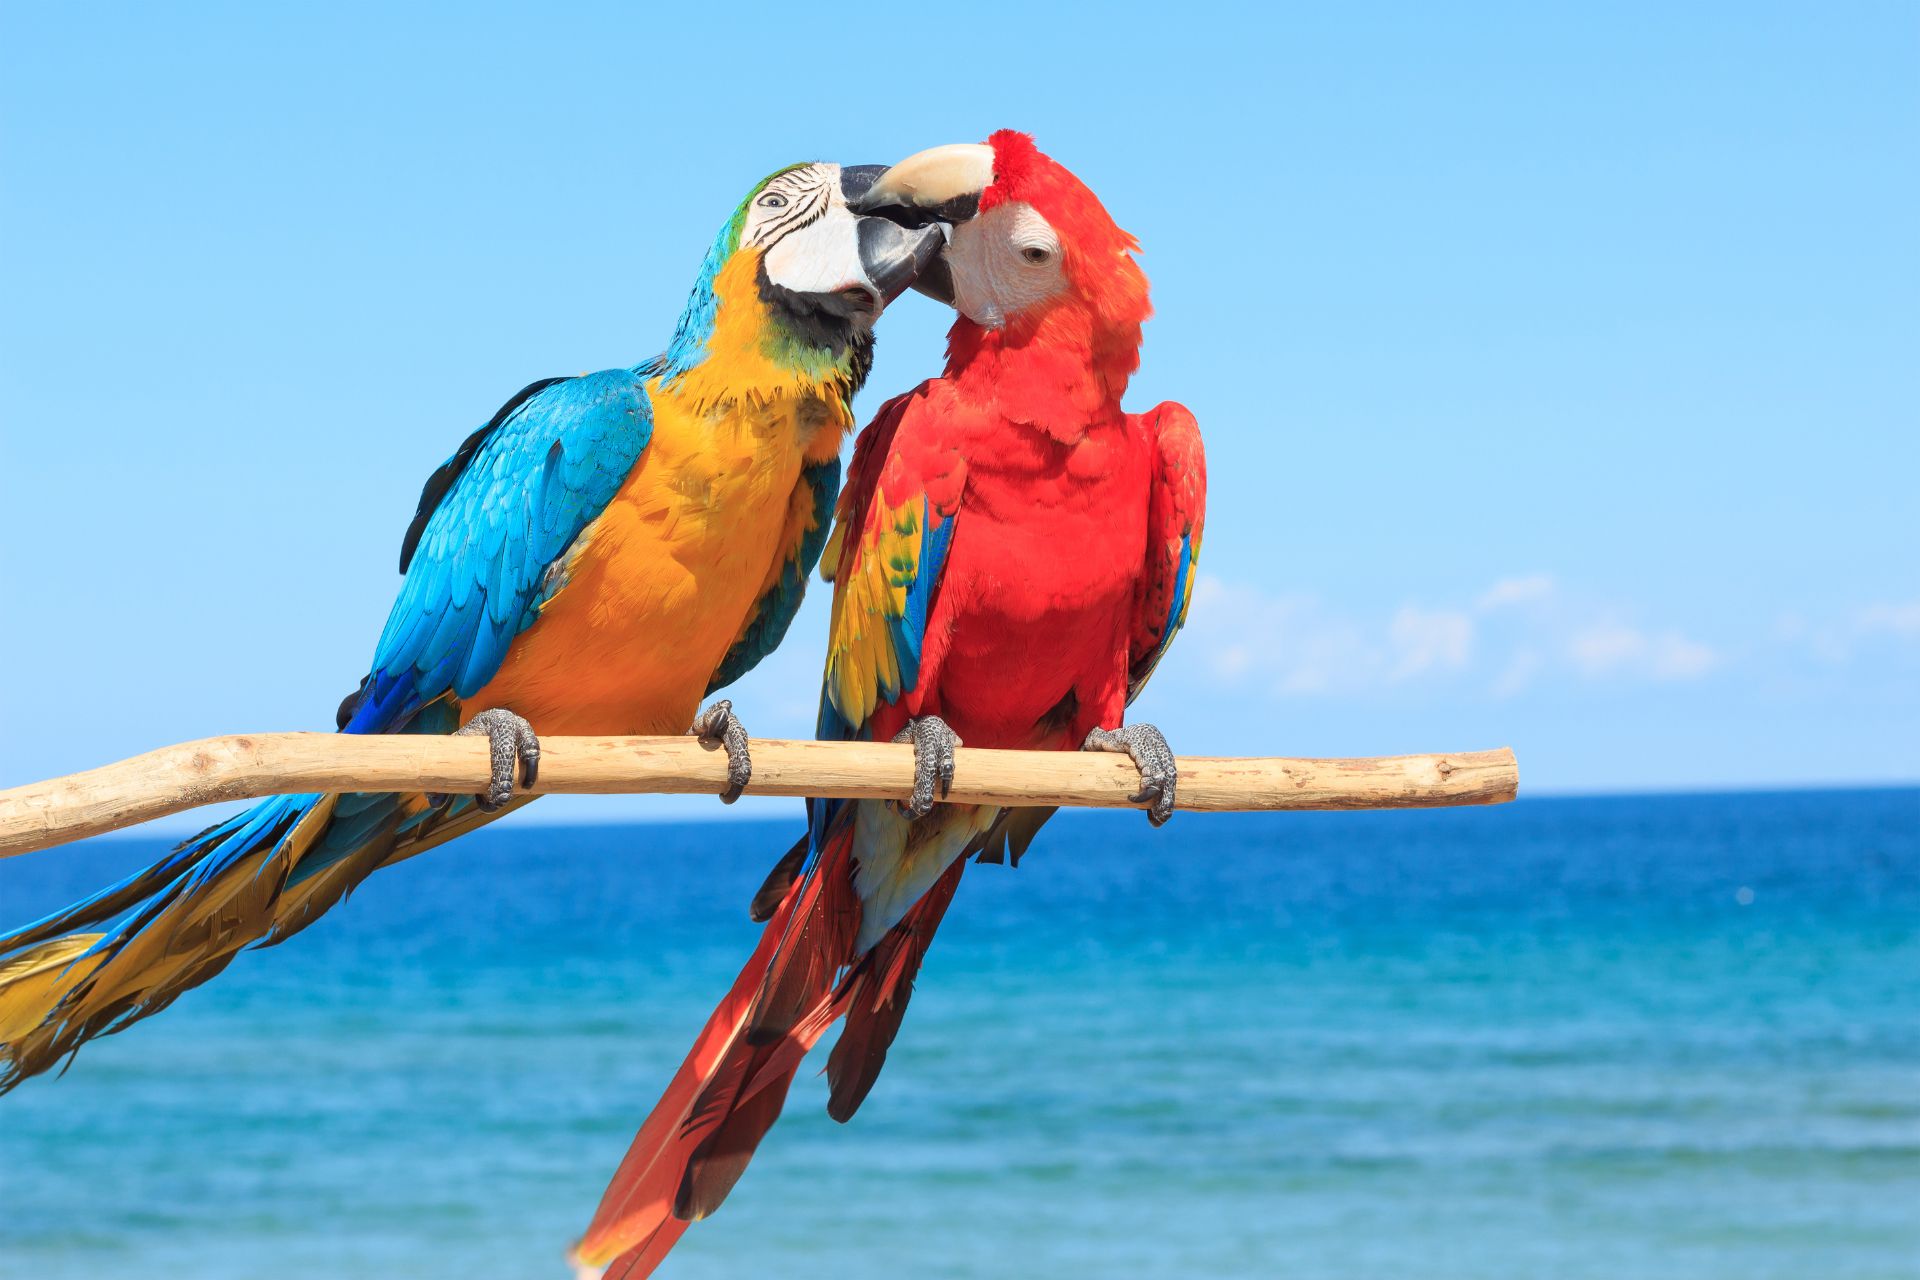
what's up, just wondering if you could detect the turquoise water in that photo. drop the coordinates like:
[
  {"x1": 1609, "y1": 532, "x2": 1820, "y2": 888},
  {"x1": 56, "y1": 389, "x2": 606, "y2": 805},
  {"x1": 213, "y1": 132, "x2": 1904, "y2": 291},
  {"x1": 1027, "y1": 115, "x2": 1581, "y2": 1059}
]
[{"x1": 2, "y1": 790, "x2": 1916, "y2": 1278}]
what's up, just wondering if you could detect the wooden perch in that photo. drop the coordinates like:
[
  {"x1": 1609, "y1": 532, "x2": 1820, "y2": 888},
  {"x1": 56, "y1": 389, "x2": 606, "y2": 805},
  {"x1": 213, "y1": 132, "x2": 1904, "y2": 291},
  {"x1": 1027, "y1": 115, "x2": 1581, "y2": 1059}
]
[{"x1": 0, "y1": 735, "x2": 1518, "y2": 860}]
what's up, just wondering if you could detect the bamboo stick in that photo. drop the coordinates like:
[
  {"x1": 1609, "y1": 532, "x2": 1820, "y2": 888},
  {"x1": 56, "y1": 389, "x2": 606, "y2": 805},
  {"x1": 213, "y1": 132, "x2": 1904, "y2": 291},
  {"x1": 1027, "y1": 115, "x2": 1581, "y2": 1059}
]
[{"x1": 0, "y1": 734, "x2": 1518, "y2": 860}]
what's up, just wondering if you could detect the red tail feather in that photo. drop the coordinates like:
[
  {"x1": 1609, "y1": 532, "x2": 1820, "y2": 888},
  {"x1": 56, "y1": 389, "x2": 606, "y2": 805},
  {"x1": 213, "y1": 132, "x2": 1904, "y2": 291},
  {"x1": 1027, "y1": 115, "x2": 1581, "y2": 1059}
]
[
  {"x1": 571, "y1": 826, "x2": 862, "y2": 1278},
  {"x1": 745, "y1": 832, "x2": 860, "y2": 1045},
  {"x1": 676, "y1": 1060, "x2": 798, "y2": 1218},
  {"x1": 826, "y1": 859, "x2": 965, "y2": 1123},
  {"x1": 600, "y1": 1220, "x2": 686, "y2": 1280}
]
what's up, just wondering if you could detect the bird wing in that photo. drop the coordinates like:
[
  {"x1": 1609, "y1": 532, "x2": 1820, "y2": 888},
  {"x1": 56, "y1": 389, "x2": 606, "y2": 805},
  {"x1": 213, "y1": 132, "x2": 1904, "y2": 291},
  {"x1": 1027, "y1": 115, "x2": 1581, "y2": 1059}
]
[
  {"x1": 1125, "y1": 400, "x2": 1207, "y2": 703},
  {"x1": 705, "y1": 456, "x2": 841, "y2": 694},
  {"x1": 341, "y1": 367, "x2": 655, "y2": 732},
  {"x1": 816, "y1": 381, "x2": 968, "y2": 745}
]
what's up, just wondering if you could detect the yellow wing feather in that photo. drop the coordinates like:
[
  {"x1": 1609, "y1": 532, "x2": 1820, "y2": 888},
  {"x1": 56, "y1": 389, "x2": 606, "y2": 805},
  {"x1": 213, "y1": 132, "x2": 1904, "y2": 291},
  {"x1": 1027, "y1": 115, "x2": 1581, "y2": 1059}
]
[{"x1": 824, "y1": 496, "x2": 925, "y2": 729}]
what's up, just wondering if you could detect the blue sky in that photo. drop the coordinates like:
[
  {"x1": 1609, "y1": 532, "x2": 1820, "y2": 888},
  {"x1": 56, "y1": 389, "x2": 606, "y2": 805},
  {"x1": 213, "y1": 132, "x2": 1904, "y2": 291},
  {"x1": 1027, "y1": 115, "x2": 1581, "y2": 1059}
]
[{"x1": 1, "y1": 1, "x2": 1914, "y2": 828}]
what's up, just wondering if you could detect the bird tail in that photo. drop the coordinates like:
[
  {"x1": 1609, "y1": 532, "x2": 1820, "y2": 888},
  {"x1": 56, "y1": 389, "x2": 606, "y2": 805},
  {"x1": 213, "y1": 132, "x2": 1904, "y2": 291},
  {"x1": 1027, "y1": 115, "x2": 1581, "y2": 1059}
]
[
  {"x1": 825, "y1": 856, "x2": 963, "y2": 1122},
  {"x1": 572, "y1": 816, "x2": 970, "y2": 1280},
  {"x1": 569, "y1": 822, "x2": 859, "y2": 1278},
  {"x1": 0, "y1": 786, "x2": 503, "y2": 1093}
]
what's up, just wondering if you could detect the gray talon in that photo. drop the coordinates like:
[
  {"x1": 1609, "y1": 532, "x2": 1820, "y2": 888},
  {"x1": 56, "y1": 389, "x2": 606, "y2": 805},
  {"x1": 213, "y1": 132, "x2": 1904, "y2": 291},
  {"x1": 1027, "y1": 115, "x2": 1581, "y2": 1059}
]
[
  {"x1": 690, "y1": 699, "x2": 752, "y2": 804},
  {"x1": 1084, "y1": 723, "x2": 1177, "y2": 827},
  {"x1": 892, "y1": 715, "x2": 960, "y2": 820},
  {"x1": 455, "y1": 708, "x2": 540, "y2": 812}
]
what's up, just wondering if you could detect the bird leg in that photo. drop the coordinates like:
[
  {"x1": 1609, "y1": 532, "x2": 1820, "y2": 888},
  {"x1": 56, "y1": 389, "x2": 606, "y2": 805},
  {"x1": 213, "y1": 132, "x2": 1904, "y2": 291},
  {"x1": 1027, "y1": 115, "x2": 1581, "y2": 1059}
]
[
  {"x1": 451, "y1": 708, "x2": 541, "y2": 812},
  {"x1": 891, "y1": 715, "x2": 961, "y2": 819},
  {"x1": 690, "y1": 699, "x2": 752, "y2": 804},
  {"x1": 1083, "y1": 723, "x2": 1177, "y2": 827}
]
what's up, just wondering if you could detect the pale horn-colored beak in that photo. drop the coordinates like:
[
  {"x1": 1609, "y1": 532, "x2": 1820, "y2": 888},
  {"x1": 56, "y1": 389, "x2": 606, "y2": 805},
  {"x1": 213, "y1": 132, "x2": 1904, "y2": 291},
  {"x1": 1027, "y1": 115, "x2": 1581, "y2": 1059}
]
[{"x1": 853, "y1": 142, "x2": 995, "y2": 221}]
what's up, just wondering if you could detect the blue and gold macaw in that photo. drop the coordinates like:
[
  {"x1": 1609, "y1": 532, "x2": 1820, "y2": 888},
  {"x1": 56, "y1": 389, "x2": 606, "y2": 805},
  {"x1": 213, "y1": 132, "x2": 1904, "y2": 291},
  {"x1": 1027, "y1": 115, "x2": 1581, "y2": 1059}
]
[{"x1": 0, "y1": 162, "x2": 943, "y2": 1093}]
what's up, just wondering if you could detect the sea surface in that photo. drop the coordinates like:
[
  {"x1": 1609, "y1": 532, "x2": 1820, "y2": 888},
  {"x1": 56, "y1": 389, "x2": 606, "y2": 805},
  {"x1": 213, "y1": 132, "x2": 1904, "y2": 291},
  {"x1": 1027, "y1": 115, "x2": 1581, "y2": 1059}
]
[{"x1": 1, "y1": 790, "x2": 1916, "y2": 1279}]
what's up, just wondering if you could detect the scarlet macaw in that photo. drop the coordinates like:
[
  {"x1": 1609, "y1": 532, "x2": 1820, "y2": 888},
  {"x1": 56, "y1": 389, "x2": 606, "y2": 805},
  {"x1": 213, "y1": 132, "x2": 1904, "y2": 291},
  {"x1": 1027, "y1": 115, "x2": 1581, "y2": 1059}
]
[
  {"x1": 0, "y1": 163, "x2": 943, "y2": 1092},
  {"x1": 571, "y1": 131, "x2": 1207, "y2": 1278}
]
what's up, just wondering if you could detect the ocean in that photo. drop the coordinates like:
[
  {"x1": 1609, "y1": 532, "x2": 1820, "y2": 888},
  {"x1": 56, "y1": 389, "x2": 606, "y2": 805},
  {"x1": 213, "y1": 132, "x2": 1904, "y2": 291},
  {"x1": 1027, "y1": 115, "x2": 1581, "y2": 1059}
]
[{"x1": 2, "y1": 789, "x2": 1916, "y2": 1279}]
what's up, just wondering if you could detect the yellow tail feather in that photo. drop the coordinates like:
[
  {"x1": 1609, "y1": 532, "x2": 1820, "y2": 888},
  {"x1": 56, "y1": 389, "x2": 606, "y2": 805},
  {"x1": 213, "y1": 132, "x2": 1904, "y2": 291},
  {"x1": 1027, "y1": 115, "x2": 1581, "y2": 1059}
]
[
  {"x1": 0, "y1": 935, "x2": 106, "y2": 1044},
  {"x1": 0, "y1": 790, "x2": 524, "y2": 1092}
]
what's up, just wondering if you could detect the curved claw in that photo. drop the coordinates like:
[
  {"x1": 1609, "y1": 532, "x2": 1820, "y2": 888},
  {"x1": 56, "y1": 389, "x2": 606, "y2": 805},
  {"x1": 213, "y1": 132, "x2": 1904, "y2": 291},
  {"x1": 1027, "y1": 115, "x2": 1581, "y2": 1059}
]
[
  {"x1": 1083, "y1": 723, "x2": 1177, "y2": 827},
  {"x1": 454, "y1": 708, "x2": 540, "y2": 812},
  {"x1": 891, "y1": 715, "x2": 961, "y2": 820},
  {"x1": 690, "y1": 699, "x2": 752, "y2": 804}
]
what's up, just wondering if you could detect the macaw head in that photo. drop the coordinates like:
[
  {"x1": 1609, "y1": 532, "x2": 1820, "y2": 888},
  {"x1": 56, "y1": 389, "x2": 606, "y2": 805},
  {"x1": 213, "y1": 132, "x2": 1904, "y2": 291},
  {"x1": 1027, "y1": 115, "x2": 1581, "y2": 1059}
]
[
  {"x1": 663, "y1": 162, "x2": 945, "y2": 388},
  {"x1": 854, "y1": 131, "x2": 1151, "y2": 389}
]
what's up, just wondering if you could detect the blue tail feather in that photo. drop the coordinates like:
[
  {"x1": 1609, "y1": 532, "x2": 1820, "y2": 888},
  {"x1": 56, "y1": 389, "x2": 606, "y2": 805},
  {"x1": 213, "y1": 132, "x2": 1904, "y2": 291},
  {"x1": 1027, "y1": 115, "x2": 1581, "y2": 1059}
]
[{"x1": 0, "y1": 785, "x2": 412, "y2": 1092}]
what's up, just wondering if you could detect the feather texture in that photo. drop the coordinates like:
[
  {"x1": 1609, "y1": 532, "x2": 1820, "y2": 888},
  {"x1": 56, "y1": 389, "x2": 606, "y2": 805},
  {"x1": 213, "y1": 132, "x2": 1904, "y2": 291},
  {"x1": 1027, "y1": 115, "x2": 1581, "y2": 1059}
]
[
  {"x1": 577, "y1": 133, "x2": 1209, "y2": 1279},
  {"x1": 1, "y1": 167, "x2": 876, "y2": 1094},
  {"x1": 362, "y1": 370, "x2": 656, "y2": 722},
  {"x1": 826, "y1": 856, "x2": 964, "y2": 1122},
  {"x1": 1126, "y1": 401, "x2": 1207, "y2": 701},
  {"x1": 707, "y1": 456, "x2": 841, "y2": 695}
]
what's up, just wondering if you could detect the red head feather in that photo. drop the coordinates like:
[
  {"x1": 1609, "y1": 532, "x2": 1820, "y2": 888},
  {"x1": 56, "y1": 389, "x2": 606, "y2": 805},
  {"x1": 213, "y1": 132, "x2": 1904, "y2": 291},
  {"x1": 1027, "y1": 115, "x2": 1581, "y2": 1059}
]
[{"x1": 957, "y1": 130, "x2": 1152, "y2": 397}]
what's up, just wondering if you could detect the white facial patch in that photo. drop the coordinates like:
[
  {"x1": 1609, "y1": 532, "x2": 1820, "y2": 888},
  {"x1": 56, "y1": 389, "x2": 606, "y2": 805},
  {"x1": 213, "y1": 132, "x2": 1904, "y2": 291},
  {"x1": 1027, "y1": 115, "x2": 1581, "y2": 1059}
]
[
  {"x1": 741, "y1": 162, "x2": 865, "y2": 297},
  {"x1": 761, "y1": 202, "x2": 865, "y2": 294},
  {"x1": 943, "y1": 201, "x2": 1067, "y2": 328}
]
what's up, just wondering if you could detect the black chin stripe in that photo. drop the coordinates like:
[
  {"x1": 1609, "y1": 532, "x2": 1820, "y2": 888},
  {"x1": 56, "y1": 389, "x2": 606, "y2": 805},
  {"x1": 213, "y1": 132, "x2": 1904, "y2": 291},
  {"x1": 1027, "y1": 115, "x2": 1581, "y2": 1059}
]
[{"x1": 756, "y1": 261, "x2": 875, "y2": 364}]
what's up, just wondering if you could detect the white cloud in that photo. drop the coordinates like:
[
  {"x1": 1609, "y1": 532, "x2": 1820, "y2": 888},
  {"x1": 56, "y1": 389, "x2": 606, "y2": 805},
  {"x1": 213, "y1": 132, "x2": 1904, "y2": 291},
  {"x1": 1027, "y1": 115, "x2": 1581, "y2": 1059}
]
[
  {"x1": 1170, "y1": 570, "x2": 1920, "y2": 718},
  {"x1": 1859, "y1": 601, "x2": 1920, "y2": 640},
  {"x1": 1390, "y1": 606, "x2": 1474, "y2": 679},
  {"x1": 1186, "y1": 579, "x2": 1382, "y2": 697},
  {"x1": 1490, "y1": 649, "x2": 1543, "y2": 699},
  {"x1": 1568, "y1": 621, "x2": 1718, "y2": 681},
  {"x1": 1567, "y1": 622, "x2": 1646, "y2": 675},
  {"x1": 1184, "y1": 573, "x2": 1723, "y2": 699},
  {"x1": 1648, "y1": 633, "x2": 1719, "y2": 680},
  {"x1": 1478, "y1": 574, "x2": 1556, "y2": 610},
  {"x1": 1772, "y1": 599, "x2": 1920, "y2": 664}
]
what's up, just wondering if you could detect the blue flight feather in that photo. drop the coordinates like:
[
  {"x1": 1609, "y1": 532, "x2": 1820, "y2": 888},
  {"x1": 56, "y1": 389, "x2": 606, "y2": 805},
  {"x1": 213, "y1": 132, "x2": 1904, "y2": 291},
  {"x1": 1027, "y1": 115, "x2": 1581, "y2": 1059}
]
[
  {"x1": 706, "y1": 458, "x2": 842, "y2": 695},
  {"x1": 805, "y1": 501, "x2": 957, "y2": 866},
  {"x1": 1128, "y1": 532, "x2": 1195, "y2": 705},
  {"x1": 366, "y1": 368, "x2": 655, "y2": 717}
]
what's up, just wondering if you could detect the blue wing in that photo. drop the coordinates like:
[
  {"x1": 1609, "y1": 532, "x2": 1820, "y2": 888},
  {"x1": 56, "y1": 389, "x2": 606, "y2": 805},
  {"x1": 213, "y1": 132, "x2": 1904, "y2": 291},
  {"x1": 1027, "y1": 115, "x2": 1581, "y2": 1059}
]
[
  {"x1": 705, "y1": 456, "x2": 841, "y2": 695},
  {"x1": 344, "y1": 367, "x2": 655, "y2": 732}
]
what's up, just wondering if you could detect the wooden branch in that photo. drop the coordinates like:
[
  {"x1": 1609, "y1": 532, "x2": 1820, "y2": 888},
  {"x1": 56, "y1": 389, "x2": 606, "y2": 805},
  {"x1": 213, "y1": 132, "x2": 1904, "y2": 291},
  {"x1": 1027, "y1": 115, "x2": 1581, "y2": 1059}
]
[{"x1": 0, "y1": 734, "x2": 1518, "y2": 860}]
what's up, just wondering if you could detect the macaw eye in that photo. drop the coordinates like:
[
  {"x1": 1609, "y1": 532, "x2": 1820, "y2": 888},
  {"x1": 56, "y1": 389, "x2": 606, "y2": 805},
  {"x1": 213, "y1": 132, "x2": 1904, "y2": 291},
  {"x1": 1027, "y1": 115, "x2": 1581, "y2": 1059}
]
[
  {"x1": 758, "y1": 193, "x2": 788, "y2": 209},
  {"x1": 1021, "y1": 245, "x2": 1052, "y2": 265}
]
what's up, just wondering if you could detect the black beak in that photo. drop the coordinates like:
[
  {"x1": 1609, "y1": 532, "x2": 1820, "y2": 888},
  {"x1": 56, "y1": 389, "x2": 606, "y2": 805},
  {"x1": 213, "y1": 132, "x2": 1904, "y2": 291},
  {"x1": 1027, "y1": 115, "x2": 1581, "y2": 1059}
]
[
  {"x1": 839, "y1": 164, "x2": 888, "y2": 204},
  {"x1": 846, "y1": 145, "x2": 995, "y2": 308},
  {"x1": 855, "y1": 216, "x2": 945, "y2": 307},
  {"x1": 909, "y1": 253, "x2": 955, "y2": 306},
  {"x1": 853, "y1": 189, "x2": 981, "y2": 227}
]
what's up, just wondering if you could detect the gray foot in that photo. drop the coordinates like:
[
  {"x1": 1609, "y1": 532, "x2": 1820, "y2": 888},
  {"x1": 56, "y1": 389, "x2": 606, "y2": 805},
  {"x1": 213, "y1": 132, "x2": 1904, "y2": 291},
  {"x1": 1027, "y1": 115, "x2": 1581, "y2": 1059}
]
[
  {"x1": 1084, "y1": 723, "x2": 1177, "y2": 827},
  {"x1": 690, "y1": 699, "x2": 751, "y2": 804},
  {"x1": 892, "y1": 715, "x2": 961, "y2": 819},
  {"x1": 454, "y1": 708, "x2": 540, "y2": 812}
]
